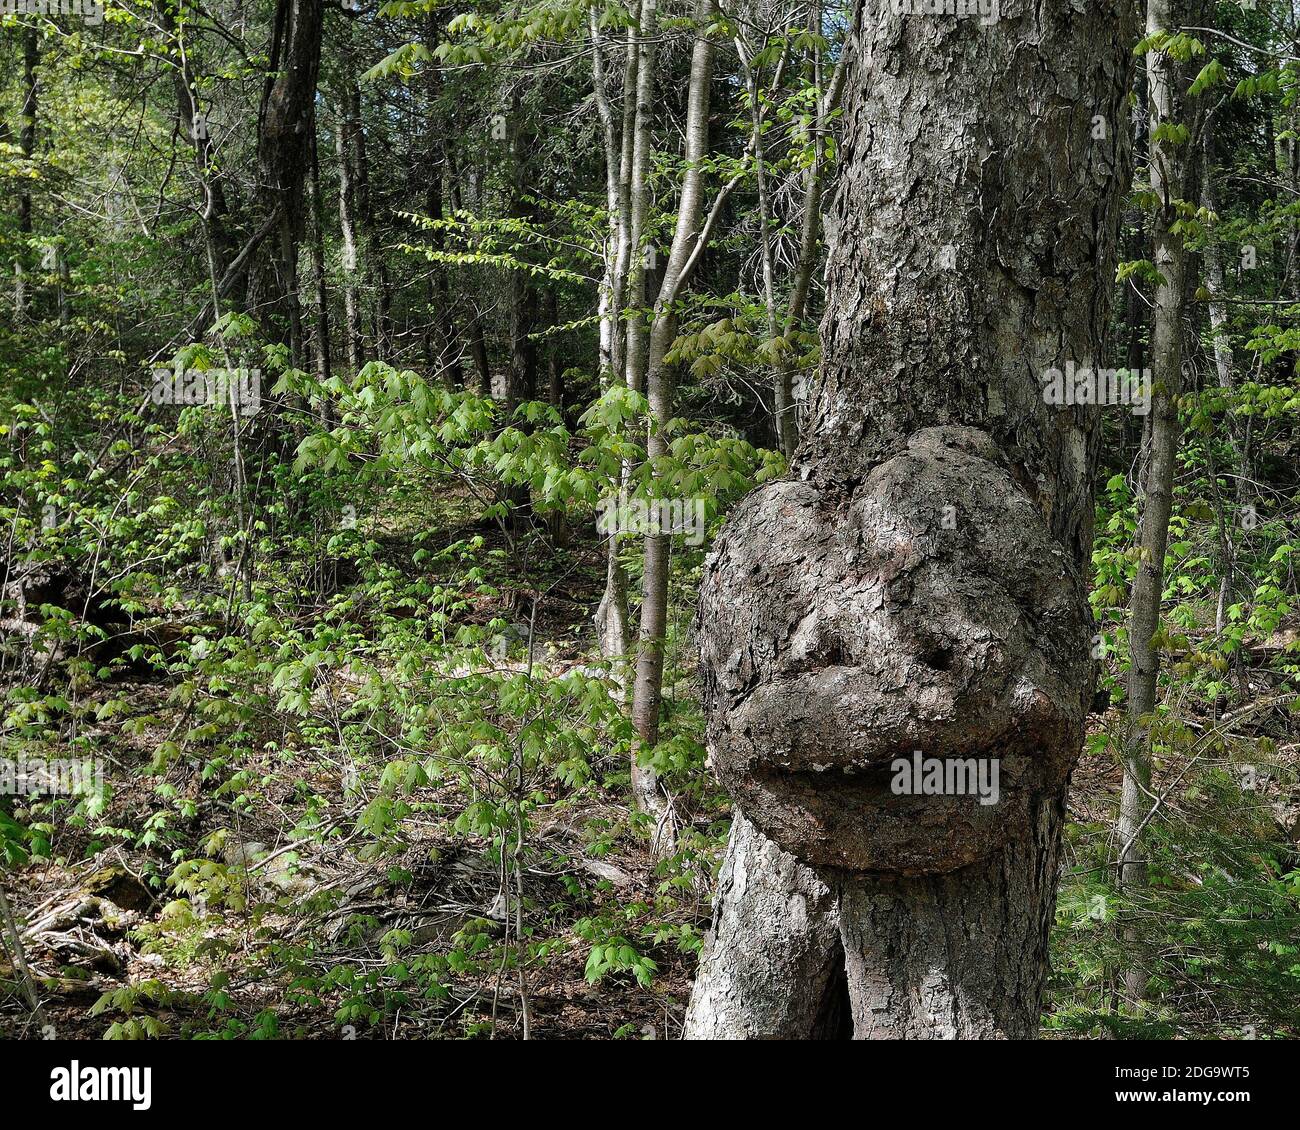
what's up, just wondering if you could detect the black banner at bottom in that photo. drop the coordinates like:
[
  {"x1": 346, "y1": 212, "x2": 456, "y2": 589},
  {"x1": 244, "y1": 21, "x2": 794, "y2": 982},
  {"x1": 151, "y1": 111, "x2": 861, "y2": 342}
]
[{"x1": 0, "y1": 1037, "x2": 1288, "y2": 1116}]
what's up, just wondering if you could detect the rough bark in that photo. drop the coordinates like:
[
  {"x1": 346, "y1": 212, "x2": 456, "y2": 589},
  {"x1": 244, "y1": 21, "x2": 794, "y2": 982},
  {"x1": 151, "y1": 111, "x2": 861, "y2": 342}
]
[
  {"x1": 700, "y1": 425, "x2": 1093, "y2": 873},
  {"x1": 683, "y1": 810, "x2": 847, "y2": 1039},
  {"x1": 247, "y1": 0, "x2": 324, "y2": 360},
  {"x1": 687, "y1": 0, "x2": 1135, "y2": 1039}
]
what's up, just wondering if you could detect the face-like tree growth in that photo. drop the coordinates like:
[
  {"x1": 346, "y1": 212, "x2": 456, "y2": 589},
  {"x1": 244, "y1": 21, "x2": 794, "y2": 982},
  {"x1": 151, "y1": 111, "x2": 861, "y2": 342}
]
[{"x1": 687, "y1": 0, "x2": 1138, "y2": 1038}]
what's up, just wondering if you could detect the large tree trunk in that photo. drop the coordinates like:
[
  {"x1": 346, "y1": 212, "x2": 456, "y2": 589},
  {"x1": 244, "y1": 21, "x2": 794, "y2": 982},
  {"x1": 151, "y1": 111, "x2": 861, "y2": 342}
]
[
  {"x1": 686, "y1": 0, "x2": 1135, "y2": 1039},
  {"x1": 247, "y1": 0, "x2": 324, "y2": 360},
  {"x1": 1117, "y1": 0, "x2": 1201, "y2": 1005}
]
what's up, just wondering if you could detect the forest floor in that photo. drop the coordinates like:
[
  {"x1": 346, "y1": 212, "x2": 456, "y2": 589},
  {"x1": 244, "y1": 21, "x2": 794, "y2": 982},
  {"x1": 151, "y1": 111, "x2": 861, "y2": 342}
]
[
  {"x1": 2, "y1": 713, "x2": 701, "y2": 1038},
  {"x1": 6, "y1": 726, "x2": 1255, "y2": 1041},
  {"x1": 1, "y1": 520, "x2": 707, "y2": 1040}
]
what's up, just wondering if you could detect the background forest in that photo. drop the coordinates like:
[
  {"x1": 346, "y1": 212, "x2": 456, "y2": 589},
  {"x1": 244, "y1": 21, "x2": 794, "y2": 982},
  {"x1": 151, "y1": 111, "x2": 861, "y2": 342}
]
[{"x1": 0, "y1": 0, "x2": 1297, "y2": 1040}]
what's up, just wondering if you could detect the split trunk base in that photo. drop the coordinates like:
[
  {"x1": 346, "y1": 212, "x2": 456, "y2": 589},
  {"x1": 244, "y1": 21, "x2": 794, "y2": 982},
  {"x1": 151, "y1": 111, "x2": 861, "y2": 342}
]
[{"x1": 683, "y1": 801, "x2": 1067, "y2": 1040}]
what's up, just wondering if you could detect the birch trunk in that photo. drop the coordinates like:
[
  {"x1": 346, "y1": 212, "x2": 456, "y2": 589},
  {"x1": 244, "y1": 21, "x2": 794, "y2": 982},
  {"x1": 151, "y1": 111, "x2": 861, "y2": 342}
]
[
  {"x1": 630, "y1": 0, "x2": 718, "y2": 823},
  {"x1": 590, "y1": 12, "x2": 634, "y2": 666},
  {"x1": 596, "y1": 6, "x2": 652, "y2": 683},
  {"x1": 336, "y1": 103, "x2": 364, "y2": 374}
]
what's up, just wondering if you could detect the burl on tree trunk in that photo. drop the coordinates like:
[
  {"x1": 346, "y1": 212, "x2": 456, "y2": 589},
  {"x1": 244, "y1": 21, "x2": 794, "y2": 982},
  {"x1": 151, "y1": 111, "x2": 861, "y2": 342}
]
[{"x1": 685, "y1": 1, "x2": 1136, "y2": 1039}]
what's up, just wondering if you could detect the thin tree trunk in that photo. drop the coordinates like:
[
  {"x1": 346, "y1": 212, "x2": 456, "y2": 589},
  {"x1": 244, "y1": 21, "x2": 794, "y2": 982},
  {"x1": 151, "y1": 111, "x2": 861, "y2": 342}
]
[
  {"x1": 1203, "y1": 201, "x2": 1232, "y2": 389},
  {"x1": 1285, "y1": 15, "x2": 1300, "y2": 300},
  {"x1": 508, "y1": 277, "x2": 536, "y2": 410},
  {"x1": 347, "y1": 75, "x2": 392, "y2": 360},
  {"x1": 1201, "y1": 114, "x2": 1238, "y2": 632},
  {"x1": 595, "y1": 546, "x2": 631, "y2": 673},
  {"x1": 308, "y1": 123, "x2": 332, "y2": 389},
  {"x1": 424, "y1": 13, "x2": 463, "y2": 387},
  {"x1": 776, "y1": 1, "x2": 825, "y2": 458},
  {"x1": 15, "y1": 27, "x2": 37, "y2": 320},
  {"x1": 590, "y1": 11, "x2": 624, "y2": 380},
  {"x1": 629, "y1": 0, "x2": 719, "y2": 825},
  {"x1": 161, "y1": 0, "x2": 235, "y2": 290},
  {"x1": 469, "y1": 321, "x2": 491, "y2": 396},
  {"x1": 0, "y1": 884, "x2": 47, "y2": 1033},
  {"x1": 444, "y1": 144, "x2": 491, "y2": 396},
  {"x1": 56, "y1": 248, "x2": 69, "y2": 325},
  {"x1": 611, "y1": 14, "x2": 639, "y2": 386},
  {"x1": 593, "y1": 5, "x2": 642, "y2": 669},
  {"x1": 687, "y1": 0, "x2": 1135, "y2": 1039},
  {"x1": 1118, "y1": 0, "x2": 1200, "y2": 1005},
  {"x1": 544, "y1": 290, "x2": 564, "y2": 415},
  {"x1": 506, "y1": 90, "x2": 535, "y2": 414},
  {"x1": 622, "y1": 0, "x2": 659, "y2": 400},
  {"x1": 336, "y1": 103, "x2": 364, "y2": 373},
  {"x1": 735, "y1": 27, "x2": 790, "y2": 454}
]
